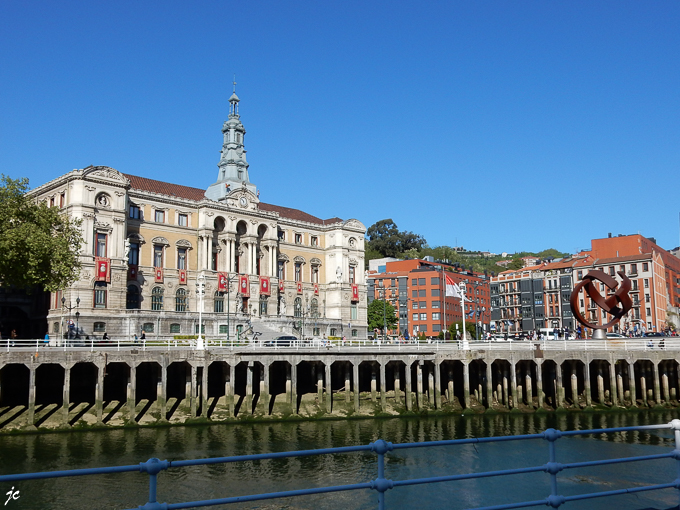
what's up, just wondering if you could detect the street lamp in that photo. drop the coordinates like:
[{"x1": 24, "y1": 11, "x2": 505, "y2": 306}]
[
  {"x1": 61, "y1": 296, "x2": 80, "y2": 341},
  {"x1": 196, "y1": 273, "x2": 206, "y2": 349}
]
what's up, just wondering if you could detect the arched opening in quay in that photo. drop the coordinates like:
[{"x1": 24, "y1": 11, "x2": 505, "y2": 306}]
[
  {"x1": 0, "y1": 364, "x2": 28, "y2": 407},
  {"x1": 541, "y1": 360, "x2": 558, "y2": 408},
  {"x1": 588, "y1": 359, "x2": 612, "y2": 405},
  {"x1": 469, "y1": 360, "x2": 488, "y2": 408},
  {"x1": 440, "y1": 360, "x2": 464, "y2": 409},
  {"x1": 515, "y1": 360, "x2": 537, "y2": 408},
  {"x1": 634, "y1": 360, "x2": 656, "y2": 406},
  {"x1": 561, "y1": 360, "x2": 585, "y2": 408},
  {"x1": 492, "y1": 360, "x2": 512, "y2": 409},
  {"x1": 385, "y1": 360, "x2": 406, "y2": 404},
  {"x1": 659, "y1": 359, "x2": 679, "y2": 404},
  {"x1": 268, "y1": 361, "x2": 291, "y2": 413}
]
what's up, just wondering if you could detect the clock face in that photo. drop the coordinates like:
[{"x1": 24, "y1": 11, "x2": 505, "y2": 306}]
[{"x1": 239, "y1": 196, "x2": 248, "y2": 207}]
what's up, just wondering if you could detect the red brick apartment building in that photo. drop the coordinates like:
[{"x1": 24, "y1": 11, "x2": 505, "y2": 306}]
[
  {"x1": 588, "y1": 234, "x2": 680, "y2": 312},
  {"x1": 367, "y1": 259, "x2": 490, "y2": 338},
  {"x1": 491, "y1": 249, "x2": 671, "y2": 334}
]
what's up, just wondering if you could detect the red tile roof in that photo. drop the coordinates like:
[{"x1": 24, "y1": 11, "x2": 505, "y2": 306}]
[
  {"x1": 123, "y1": 173, "x2": 343, "y2": 225},
  {"x1": 123, "y1": 174, "x2": 206, "y2": 201}
]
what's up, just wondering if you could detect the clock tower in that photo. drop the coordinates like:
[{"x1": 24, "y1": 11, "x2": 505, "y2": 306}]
[{"x1": 205, "y1": 85, "x2": 257, "y2": 201}]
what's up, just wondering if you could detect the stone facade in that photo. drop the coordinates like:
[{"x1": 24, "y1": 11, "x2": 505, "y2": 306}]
[{"x1": 29, "y1": 93, "x2": 367, "y2": 341}]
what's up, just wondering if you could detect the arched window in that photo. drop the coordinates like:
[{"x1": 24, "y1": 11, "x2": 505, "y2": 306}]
[
  {"x1": 294, "y1": 297, "x2": 302, "y2": 318},
  {"x1": 214, "y1": 291, "x2": 225, "y2": 313},
  {"x1": 126, "y1": 285, "x2": 140, "y2": 309},
  {"x1": 259, "y1": 295, "x2": 268, "y2": 316},
  {"x1": 310, "y1": 298, "x2": 319, "y2": 318},
  {"x1": 175, "y1": 288, "x2": 187, "y2": 312},
  {"x1": 152, "y1": 287, "x2": 164, "y2": 311}
]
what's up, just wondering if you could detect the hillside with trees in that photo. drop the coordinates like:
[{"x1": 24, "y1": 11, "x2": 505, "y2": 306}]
[{"x1": 365, "y1": 219, "x2": 569, "y2": 274}]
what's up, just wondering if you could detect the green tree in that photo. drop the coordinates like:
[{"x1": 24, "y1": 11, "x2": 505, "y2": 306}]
[
  {"x1": 507, "y1": 258, "x2": 523, "y2": 270},
  {"x1": 438, "y1": 320, "x2": 478, "y2": 340},
  {"x1": 367, "y1": 299, "x2": 398, "y2": 333},
  {"x1": 0, "y1": 175, "x2": 83, "y2": 291},
  {"x1": 366, "y1": 219, "x2": 426, "y2": 258}
]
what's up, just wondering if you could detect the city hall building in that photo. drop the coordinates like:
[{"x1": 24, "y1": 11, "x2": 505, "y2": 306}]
[{"x1": 29, "y1": 92, "x2": 367, "y2": 340}]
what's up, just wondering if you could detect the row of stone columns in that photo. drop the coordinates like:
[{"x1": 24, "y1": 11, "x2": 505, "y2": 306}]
[{"x1": 11, "y1": 356, "x2": 680, "y2": 428}]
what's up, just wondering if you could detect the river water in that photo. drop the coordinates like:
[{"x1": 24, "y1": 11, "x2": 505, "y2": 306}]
[{"x1": 1, "y1": 410, "x2": 680, "y2": 510}]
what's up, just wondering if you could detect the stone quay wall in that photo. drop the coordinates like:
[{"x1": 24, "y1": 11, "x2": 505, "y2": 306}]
[{"x1": 1, "y1": 344, "x2": 678, "y2": 433}]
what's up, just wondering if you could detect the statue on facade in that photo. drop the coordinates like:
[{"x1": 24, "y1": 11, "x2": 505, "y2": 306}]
[
  {"x1": 336, "y1": 266, "x2": 342, "y2": 282},
  {"x1": 123, "y1": 239, "x2": 131, "y2": 262},
  {"x1": 280, "y1": 296, "x2": 287, "y2": 316}
]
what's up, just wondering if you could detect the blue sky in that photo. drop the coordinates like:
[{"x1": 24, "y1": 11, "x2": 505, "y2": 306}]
[{"x1": 1, "y1": 1, "x2": 679, "y2": 254}]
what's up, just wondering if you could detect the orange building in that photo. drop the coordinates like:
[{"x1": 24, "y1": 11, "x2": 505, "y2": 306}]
[
  {"x1": 367, "y1": 259, "x2": 490, "y2": 339},
  {"x1": 588, "y1": 234, "x2": 680, "y2": 313}
]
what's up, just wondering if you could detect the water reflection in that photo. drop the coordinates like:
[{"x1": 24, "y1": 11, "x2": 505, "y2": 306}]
[{"x1": 1, "y1": 410, "x2": 679, "y2": 509}]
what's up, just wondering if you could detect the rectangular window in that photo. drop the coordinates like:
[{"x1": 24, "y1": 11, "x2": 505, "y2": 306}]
[
  {"x1": 645, "y1": 294, "x2": 650, "y2": 302},
  {"x1": 419, "y1": 301, "x2": 427, "y2": 308},
  {"x1": 195, "y1": 324, "x2": 206, "y2": 334},
  {"x1": 93, "y1": 322, "x2": 106, "y2": 333},
  {"x1": 352, "y1": 329, "x2": 358, "y2": 337},
  {"x1": 155, "y1": 210, "x2": 165, "y2": 223},
  {"x1": 219, "y1": 324, "x2": 228, "y2": 334},
  {"x1": 349, "y1": 266, "x2": 355, "y2": 284},
  {"x1": 94, "y1": 282, "x2": 107, "y2": 308},
  {"x1": 609, "y1": 266, "x2": 615, "y2": 276},
  {"x1": 432, "y1": 324, "x2": 441, "y2": 332},
  {"x1": 50, "y1": 197, "x2": 55, "y2": 207},
  {"x1": 646, "y1": 307, "x2": 652, "y2": 316},
  {"x1": 644, "y1": 279, "x2": 649, "y2": 289},
  {"x1": 412, "y1": 313, "x2": 418, "y2": 321},
  {"x1": 312, "y1": 265, "x2": 319, "y2": 283},
  {"x1": 129, "y1": 204, "x2": 140, "y2": 219},
  {"x1": 170, "y1": 323, "x2": 181, "y2": 334},
  {"x1": 60, "y1": 193, "x2": 65, "y2": 208},
  {"x1": 96, "y1": 233, "x2": 107, "y2": 257},
  {"x1": 431, "y1": 288, "x2": 440, "y2": 297},
  {"x1": 128, "y1": 242, "x2": 139, "y2": 265},
  {"x1": 178, "y1": 213, "x2": 188, "y2": 227},
  {"x1": 154, "y1": 246, "x2": 163, "y2": 268},
  {"x1": 420, "y1": 324, "x2": 428, "y2": 332},
  {"x1": 311, "y1": 236, "x2": 318, "y2": 247},
  {"x1": 431, "y1": 277, "x2": 440, "y2": 285},
  {"x1": 631, "y1": 264, "x2": 637, "y2": 274},
  {"x1": 432, "y1": 312, "x2": 440, "y2": 320},
  {"x1": 295, "y1": 262, "x2": 302, "y2": 282},
  {"x1": 351, "y1": 305, "x2": 358, "y2": 320},
  {"x1": 420, "y1": 313, "x2": 427, "y2": 321},
  {"x1": 643, "y1": 262, "x2": 649, "y2": 272},
  {"x1": 212, "y1": 251, "x2": 218, "y2": 271},
  {"x1": 295, "y1": 233, "x2": 302, "y2": 244},
  {"x1": 412, "y1": 302, "x2": 419, "y2": 309},
  {"x1": 419, "y1": 289, "x2": 426, "y2": 297},
  {"x1": 330, "y1": 328, "x2": 337, "y2": 336},
  {"x1": 177, "y1": 248, "x2": 187, "y2": 270},
  {"x1": 143, "y1": 322, "x2": 154, "y2": 333},
  {"x1": 432, "y1": 300, "x2": 440, "y2": 309},
  {"x1": 412, "y1": 279, "x2": 418, "y2": 286},
  {"x1": 411, "y1": 290, "x2": 417, "y2": 298},
  {"x1": 418, "y1": 278, "x2": 426, "y2": 285},
  {"x1": 278, "y1": 261, "x2": 285, "y2": 279}
]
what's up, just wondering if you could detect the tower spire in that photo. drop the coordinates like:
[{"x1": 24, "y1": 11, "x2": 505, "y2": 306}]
[{"x1": 204, "y1": 85, "x2": 256, "y2": 201}]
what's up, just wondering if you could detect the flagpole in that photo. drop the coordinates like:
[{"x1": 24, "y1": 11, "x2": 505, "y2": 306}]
[
  {"x1": 442, "y1": 267, "x2": 447, "y2": 341},
  {"x1": 461, "y1": 283, "x2": 469, "y2": 350}
]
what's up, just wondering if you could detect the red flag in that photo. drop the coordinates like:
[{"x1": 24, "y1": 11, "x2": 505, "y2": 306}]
[
  {"x1": 239, "y1": 275, "x2": 250, "y2": 297},
  {"x1": 351, "y1": 284, "x2": 359, "y2": 302},
  {"x1": 278, "y1": 280, "x2": 284, "y2": 292},
  {"x1": 155, "y1": 268, "x2": 163, "y2": 283},
  {"x1": 296, "y1": 282, "x2": 302, "y2": 294},
  {"x1": 260, "y1": 276, "x2": 271, "y2": 295},
  {"x1": 179, "y1": 269, "x2": 187, "y2": 285},
  {"x1": 95, "y1": 257, "x2": 110, "y2": 282},
  {"x1": 314, "y1": 283, "x2": 319, "y2": 295},
  {"x1": 218, "y1": 272, "x2": 228, "y2": 291}
]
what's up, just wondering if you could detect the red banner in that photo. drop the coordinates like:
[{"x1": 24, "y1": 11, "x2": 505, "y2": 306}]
[
  {"x1": 95, "y1": 257, "x2": 110, "y2": 282},
  {"x1": 296, "y1": 282, "x2": 303, "y2": 294},
  {"x1": 278, "y1": 280, "x2": 284, "y2": 293},
  {"x1": 128, "y1": 264, "x2": 138, "y2": 281},
  {"x1": 314, "y1": 283, "x2": 319, "y2": 296},
  {"x1": 179, "y1": 269, "x2": 187, "y2": 285},
  {"x1": 218, "y1": 272, "x2": 228, "y2": 292},
  {"x1": 351, "y1": 284, "x2": 359, "y2": 302},
  {"x1": 260, "y1": 276, "x2": 271, "y2": 295},
  {"x1": 239, "y1": 275, "x2": 250, "y2": 297},
  {"x1": 155, "y1": 268, "x2": 163, "y2": 283}
]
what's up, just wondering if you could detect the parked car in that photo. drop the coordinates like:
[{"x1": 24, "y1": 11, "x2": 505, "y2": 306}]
[
  {"x1": 647, "y1": 332, "x2": 665, "y2": 338},
  {"x1": 264, "y1": 335, "x2": 298, "y2": 347},
  {"x1": 606, "y1": 333, "x2": 626, "y2": 339}
]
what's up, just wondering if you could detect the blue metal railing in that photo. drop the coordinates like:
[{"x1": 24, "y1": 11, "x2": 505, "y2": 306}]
[{"x1": 2, "y1": 421, "x2": 680, "y2": 510}]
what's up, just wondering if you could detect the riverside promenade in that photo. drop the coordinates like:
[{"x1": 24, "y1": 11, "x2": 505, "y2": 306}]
[{"x1": 1, "y1": 338, "x2": 678, "y2": 432}]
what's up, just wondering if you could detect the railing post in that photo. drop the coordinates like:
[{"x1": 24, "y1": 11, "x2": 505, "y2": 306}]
[
  {"x1": 671, "y1": 419, "x2": 680, "y2": 506},
  {"x1": 138, "y1": 457, "x2": 170, "y2": 510},
  {"x1": 370, "y1": 439, "x2": 393, "y2": 510},
  {"x1": 543, "y1": 428, "x2": 565, "y2": 508}
]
